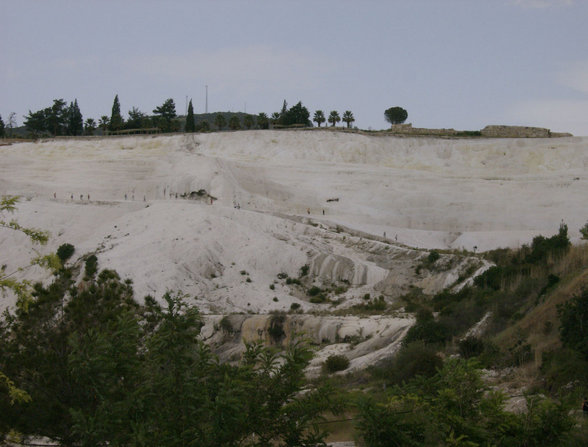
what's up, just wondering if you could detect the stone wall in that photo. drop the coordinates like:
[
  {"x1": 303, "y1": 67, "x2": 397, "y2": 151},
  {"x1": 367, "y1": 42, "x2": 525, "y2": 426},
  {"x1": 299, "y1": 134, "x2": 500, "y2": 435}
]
[
  {"x1": 388, "y1": 123, "x2": 458, "y2": 136},
  {"x1": 480, "y1": 125, "x2": 551, "y2": 138}
]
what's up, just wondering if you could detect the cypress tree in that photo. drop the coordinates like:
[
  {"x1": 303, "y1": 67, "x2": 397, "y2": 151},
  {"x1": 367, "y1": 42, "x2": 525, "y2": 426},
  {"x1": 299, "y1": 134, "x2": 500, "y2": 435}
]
[
  {"x1": 185, "y1": 99, "x2": 195, "y2": 132},
  {"x1": 109, "y1": 95, "x2": 123, "y2": 132},
  {"x1": 0, "y1": 114, "x2": 5, "y2": 137},
  {"x1": 278, "y1": 99, "x2": 288, "y2": 125},
  {"x1": 67, "y1": 99, "x2": 83, "y2": 136}
]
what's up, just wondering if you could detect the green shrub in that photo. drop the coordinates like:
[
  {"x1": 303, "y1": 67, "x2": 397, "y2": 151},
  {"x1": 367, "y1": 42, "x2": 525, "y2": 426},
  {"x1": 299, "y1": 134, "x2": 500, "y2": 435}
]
[
  {"x1": 474, "y1": 265, "x2": 503, "y2": 290},
  {"x1": 286, "y1": 277, "x2": 301, "y2": 285},
  {"x1": 268, "y1": 314, "x2": 286, "y2": 343},
  {"x1": 477, "y1": 340, "x2": 502, "y2": 368},
  {"x1": 310, "y1": 295, "x2": 328, "y2": 304},
  {"x1": 558, "y1": 289, "x2": 588, "y2": 360},
  {"x1": 351, "y1": 296, "x2": 387, "y2": 313},
  {"x1": 84, "y1": 254, "x2": 98, "y2": 278},
  {"x1": 541, "y1": 348, "x2": 588, "y2": 392},
  {"x1": 359, "y1": 358, "x2": 576, "y2": 447},
  {"x1": 219, "y1": 316, "x2": 233, "y2": 334},
  {"x1": 538, "y1": 273, "x2": 560, "y2": 297},
  {"x1": 371, "y1": 341, "x2": 442, "y2": 385},
  {"x1": 299, "y1": 264, "x2": 310, "y2": 277},
  {"x1": 290, "y1": 302, "x2": 301, "y2": 311},
  {"x1": 455, "y1": 130, "x2": 482, "y2": 137},
  {"x1": 458, "y1": 336, "x2": 485, "y2": 359},
  {"x1": 324, "y1": 354, "x2": 350, "y2": 373},
  {"x1": 403, "y1": 319, "x2": 451, "y2": 347},
  {"x1": 506, "y1": 339, "x2": 533, "y2": 367},
  {"x1": 307, "y1": 286, "x2": 323, "y2": 296},
  {"x1": 306, "y1": 286, "x2": 329, "y2": 303},
  {"x1": 269, "y1": 284, "x2": 275, "y2": 290},
  {"x1": 56, "y1": 243, "x2": 75, "y2": 263},
  {"x1": 525, "y1": 223, "x2": 570, "y2": 264},
  {"x1": 427, "y1": 250, "x2": 440, "y2": 264},
  {"x1": 475, "y1": 225, "x2": 570, "y2": 293},
  {"x1": 580, "y1": 221, "x2": 588, "y2": 240},
  {"x1": 416, "y1": 250, "x2": 442, "y2": 274},
  {"x1": 277, "y1": 272, "x2": 288, "y2": 279},
  {"x1": 416, "y1": 308, "x2": 434, "y2": 322}
]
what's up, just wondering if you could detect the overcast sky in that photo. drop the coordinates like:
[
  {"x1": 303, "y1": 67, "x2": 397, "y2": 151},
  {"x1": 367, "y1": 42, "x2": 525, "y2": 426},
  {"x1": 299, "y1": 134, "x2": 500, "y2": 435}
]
[{"x1": 1, "y1": 0, "x2": 587, "y2": 135}]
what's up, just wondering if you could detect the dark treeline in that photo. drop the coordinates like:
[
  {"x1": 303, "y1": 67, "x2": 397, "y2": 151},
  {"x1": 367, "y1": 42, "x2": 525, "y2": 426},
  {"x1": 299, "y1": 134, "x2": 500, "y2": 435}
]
[
  {"x1": 13, "y1": 96, "x2": 359, "y2": 138},
  {"x1": 23, "y1": 99, "x2": 83, "y2": 137}
]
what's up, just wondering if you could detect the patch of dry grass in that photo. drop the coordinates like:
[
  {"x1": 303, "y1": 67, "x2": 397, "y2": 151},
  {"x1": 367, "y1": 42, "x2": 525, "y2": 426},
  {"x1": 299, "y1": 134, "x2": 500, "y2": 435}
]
[{"x1": 494, "y1": 243, "x2": 588, "y2": 367}]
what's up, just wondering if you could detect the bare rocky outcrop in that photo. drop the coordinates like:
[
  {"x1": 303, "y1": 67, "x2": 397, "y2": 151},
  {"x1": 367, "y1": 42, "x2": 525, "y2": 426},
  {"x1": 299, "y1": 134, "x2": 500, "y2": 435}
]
[{"x1": 201, "y1": 313, "x2": 414, "y2": 374}]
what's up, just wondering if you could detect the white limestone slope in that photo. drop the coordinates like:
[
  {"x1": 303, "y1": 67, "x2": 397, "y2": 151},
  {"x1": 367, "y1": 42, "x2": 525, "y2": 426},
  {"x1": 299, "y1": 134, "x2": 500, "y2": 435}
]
[{"x1": 1, "y1": 131, "x2": 587, "y2": 313}]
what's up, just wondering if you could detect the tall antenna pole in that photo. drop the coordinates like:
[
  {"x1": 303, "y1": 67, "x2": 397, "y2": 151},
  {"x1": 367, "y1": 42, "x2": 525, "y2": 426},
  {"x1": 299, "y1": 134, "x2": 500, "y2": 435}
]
[{"x1": 205, "y1": 85, "x2": 208, "y2": 114}]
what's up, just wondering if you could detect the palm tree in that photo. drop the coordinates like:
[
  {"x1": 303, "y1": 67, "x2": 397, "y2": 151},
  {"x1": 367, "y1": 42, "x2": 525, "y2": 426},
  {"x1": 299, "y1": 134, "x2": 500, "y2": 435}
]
[
  {"x1": 270, "y1": 112, "x2": 281, "y2": 127},
  {"x1": 84, "y1": 118, "x2": 97, "y2": 136},
  {"x1": 243, "y1": 115, "x2": 255, "y2": 129},
  {"x1": 257, "y1": 112, "x2": 269, "y2": 129},
  {"x1": 342, "y1": 111, "x2": 355, "y2": 129},
  {"x1": 229, "y1": 115, "x2": 241, "y2": 130},
  {"x1": 313, "y1": 110, "x2": 326, "y2": 127},
  {"x1": 98, "y1": 115, "x2": 110, "y2": 134},
  {"x1": 328, "y1": 111, "x2": 340, "y2": 127}
]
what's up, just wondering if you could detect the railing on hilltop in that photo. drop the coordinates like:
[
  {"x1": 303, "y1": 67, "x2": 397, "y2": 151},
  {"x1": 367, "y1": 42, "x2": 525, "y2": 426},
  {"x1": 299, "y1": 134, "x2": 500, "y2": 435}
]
[{"x1": 106, "y1": 128, "x2": 162, "y2": 135}]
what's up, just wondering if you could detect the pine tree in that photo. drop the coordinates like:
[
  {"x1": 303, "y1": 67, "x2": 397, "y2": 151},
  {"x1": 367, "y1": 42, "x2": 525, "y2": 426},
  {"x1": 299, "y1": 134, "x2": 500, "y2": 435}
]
[
  {"x1": 185, "y1": 99, "x2": 195, "y2": 132},
  {"x1": 67, "y1": 99, "x2": 83, "y2": 136},
  {"x1": 384, "y1": 106, "x2": 408, "y2": 125},
  {"x1": 153, "y1": 98, "x2": 177, "y2": 132},
  {"x1": 109, "y1": 95, "x2": 123, "y2": 132},
  {"x1": 46, "y1": 99, "x2": 68, "y2": 136},
  {"x1": 24, "y1": 109, "x2": 48, "y2": 136},
  {"x1": 126, "y1": 107, "x2": 148, "y2": 130},
  {"x1": 282, "y1": 101, "x2": 310, "y2": 126}
]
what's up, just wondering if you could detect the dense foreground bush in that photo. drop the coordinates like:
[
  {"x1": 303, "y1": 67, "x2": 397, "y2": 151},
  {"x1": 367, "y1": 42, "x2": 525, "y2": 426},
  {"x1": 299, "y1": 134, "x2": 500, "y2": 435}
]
[
  {"x1": 1, "y1": 223, "x2": 586, "y2": 446},
  {"x1": 0, "y1": 267, "x2": 341, "y2": 446},
  {"x1": 358, "y1": 358, "x2": 578, "y2": 447}
]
